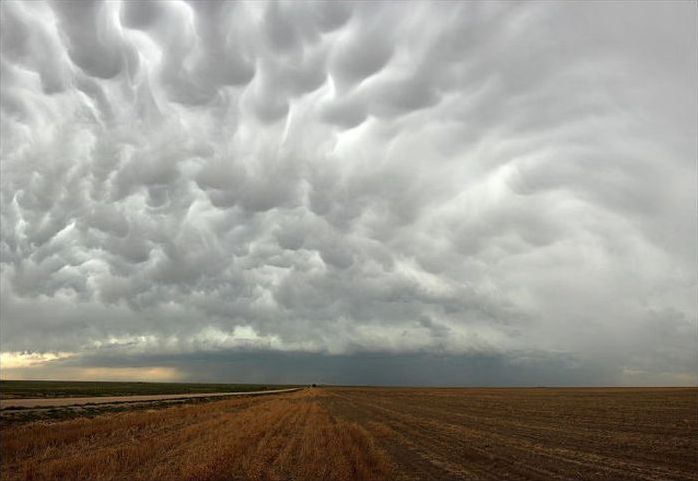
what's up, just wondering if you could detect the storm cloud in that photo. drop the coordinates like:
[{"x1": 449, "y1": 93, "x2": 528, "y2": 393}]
[{"x1": 0, "y1": 0, "x2": 696, "y2": 385}]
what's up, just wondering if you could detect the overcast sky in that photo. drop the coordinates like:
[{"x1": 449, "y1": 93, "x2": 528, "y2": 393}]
[{"x1": 0, "y1": 0, "x2": 696, "y2": 386}]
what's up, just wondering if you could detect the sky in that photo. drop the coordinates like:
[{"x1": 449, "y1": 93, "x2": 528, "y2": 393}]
[{"x1": 0, "y1": 0, "x2": 696, "y2": 386}]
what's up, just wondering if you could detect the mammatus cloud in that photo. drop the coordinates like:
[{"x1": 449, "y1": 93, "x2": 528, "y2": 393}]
[{"x1": 0, "y1": 1, "x2": 696, "y2": 385}]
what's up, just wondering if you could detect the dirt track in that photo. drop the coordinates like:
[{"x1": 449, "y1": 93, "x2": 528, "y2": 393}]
[{"x1": 0, "y1": 387, "x2": 302, "y2": 409}]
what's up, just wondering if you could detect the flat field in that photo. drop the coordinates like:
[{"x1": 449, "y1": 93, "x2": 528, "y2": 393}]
[
  {"x1": 1, "y1": 387, "x2": 696, "y2": 481},
  {"x1": 0, "y1": 380, "x2": 294, "y2": 398}
]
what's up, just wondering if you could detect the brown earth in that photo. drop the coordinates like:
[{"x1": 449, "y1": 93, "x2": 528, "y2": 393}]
[{"x1": 1, "y1": 387, "x2": 696, "y2": 481}]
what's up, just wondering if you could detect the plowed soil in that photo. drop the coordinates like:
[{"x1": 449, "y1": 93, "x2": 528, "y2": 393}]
[{"x1": 1, "y1": 387, "x2": 695, "y2": 481}]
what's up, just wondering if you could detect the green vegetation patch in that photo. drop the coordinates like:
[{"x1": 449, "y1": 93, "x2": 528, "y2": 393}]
[{"x1": 0, "y1": 380, "x2": 298, "y2": 399}]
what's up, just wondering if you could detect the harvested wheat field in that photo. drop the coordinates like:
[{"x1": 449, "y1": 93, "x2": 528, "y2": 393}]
[{"x1": 1, "y1": 387, "x2": 696, "y2": 481}]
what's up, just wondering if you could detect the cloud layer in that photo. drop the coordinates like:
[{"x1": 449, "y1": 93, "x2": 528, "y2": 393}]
[{"x1": 1, "y1": 0, "x2": 696, "y2": 385}]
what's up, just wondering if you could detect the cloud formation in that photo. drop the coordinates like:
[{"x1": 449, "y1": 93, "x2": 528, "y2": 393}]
[{"x1": 1, "y1": 0, "x2": 696, "y2": 385}]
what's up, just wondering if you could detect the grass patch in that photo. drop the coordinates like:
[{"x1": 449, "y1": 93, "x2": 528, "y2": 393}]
[{"x1": 0, "y1": 380, "x2": 299, "y2": 399}]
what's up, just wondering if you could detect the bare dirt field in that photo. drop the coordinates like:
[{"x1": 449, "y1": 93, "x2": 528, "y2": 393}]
[{"x1": 1, "y1": 387, "x2": 696, "y2": 481}]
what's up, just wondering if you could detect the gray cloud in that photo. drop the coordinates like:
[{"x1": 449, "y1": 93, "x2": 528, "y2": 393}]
[{"x1": 0, "y1": 0, "x2": 695, "y2": 385}]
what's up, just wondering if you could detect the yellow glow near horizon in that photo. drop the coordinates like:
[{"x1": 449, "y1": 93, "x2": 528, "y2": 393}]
[
  {"x1": 77, "y1": 367, "x2": 182, "y2": 382},
  {"x1": 0, "y1": 351, "x2": 75, "y2": 369},
  {"x1": 0, "y1": 352, "x2": 182, "y2": 382}
]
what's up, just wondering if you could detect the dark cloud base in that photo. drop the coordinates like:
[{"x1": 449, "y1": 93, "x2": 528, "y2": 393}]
[{"x1": 36, "y1": 350, "x2": 625, "y2": 387}]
